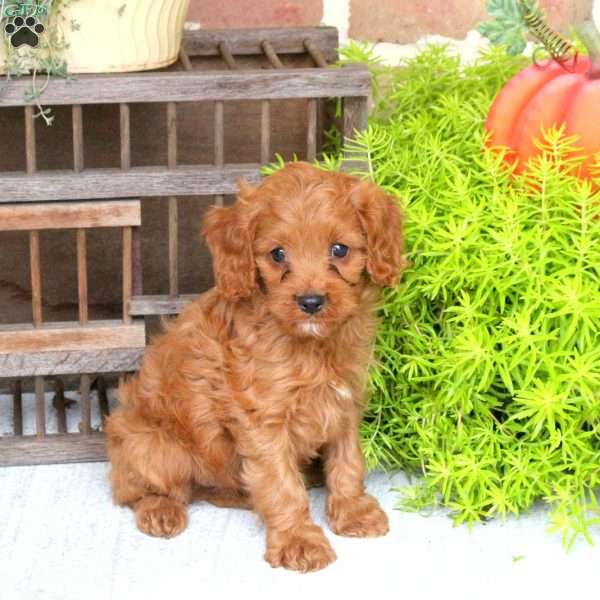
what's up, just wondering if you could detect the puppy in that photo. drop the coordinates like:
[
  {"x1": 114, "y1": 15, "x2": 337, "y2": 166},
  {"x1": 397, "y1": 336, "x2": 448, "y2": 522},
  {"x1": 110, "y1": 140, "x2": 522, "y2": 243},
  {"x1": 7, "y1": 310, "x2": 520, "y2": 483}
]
[{"x1": 105, "y1": 162, "x2": 405, "y2": 572}]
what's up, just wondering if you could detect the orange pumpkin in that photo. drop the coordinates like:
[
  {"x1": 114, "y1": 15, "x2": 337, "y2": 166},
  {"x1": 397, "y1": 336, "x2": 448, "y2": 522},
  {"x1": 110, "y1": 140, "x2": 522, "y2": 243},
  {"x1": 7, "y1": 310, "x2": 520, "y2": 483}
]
[{"x1": 485, "y1": 56, "x2": 600, "y2": 179}]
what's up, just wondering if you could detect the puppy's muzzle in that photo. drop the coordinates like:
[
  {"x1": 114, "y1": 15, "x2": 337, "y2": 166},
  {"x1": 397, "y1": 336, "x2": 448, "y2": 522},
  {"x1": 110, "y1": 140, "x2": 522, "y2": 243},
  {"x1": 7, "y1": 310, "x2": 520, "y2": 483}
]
[{"x1": 296, "y1": 294, "x2": 327, "y2": 315}]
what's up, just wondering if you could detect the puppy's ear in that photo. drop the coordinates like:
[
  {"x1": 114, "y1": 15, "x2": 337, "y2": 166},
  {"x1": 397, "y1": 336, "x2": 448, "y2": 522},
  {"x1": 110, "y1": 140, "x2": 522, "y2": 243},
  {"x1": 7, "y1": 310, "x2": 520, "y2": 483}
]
[
  {"x1": 201, "y1": 199, "x2": 256, "y2": 301},
  {"x1": 351, "y1": 180, "x2": 406, "y2": 287}
]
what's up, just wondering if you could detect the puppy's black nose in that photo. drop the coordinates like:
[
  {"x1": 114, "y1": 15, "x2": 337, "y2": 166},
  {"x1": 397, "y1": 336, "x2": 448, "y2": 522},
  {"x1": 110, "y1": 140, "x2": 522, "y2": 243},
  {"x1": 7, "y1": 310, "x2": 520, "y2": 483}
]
[{"x1": 296, "y1": 294, "x2": 326, "y2": 314}]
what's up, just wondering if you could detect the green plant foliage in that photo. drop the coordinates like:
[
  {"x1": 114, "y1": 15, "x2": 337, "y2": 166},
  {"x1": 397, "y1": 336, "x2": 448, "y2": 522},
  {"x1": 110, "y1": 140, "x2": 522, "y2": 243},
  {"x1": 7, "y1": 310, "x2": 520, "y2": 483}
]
[
  {"x1": 335, "y1": 43, "x2": 600, "y2": 547},
  {"x1": 477, "y1": 0, "x2": 538, "y2": 55}
]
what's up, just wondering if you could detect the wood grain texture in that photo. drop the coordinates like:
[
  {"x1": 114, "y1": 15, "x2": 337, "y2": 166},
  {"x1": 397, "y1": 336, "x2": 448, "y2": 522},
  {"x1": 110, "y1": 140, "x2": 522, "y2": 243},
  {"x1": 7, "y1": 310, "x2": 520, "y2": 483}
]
[
  {"x1": 122, "y1": 227, "x2": 133, "y2": 324},
  {"x1": 132, "y1": 227, "x2": 143, "y2": 296},
  {"x1": 34, "y1": 375, "x2": 45, "y2": 438},
  {"x1": 129, "y1": 294, "x2": 196, "y2": 316},
  {"x1": 0, "y1": 165, "x2": 263, "y2": 202},
  {"x1": 120, "y1": 103, "x2": 131, "y2": 170},
  {"x1": 12, "y1": 380, "x2": 23, "y2": 436},
  {"x1": 342, "y1": 96, "x2": 370, "y2": 173},
  {"x1": 79, "y1": 374, "x2": 92, "y2": 435},
  {"x1": 0, "y1": 433, "x2": 107, "y2": 467},
  {"x1": 29, "y1": 230, "x2": 42, "y2": 326},
  {"x1": 261, "y1": 100, "x2": 271, "y2": 165},
  {"x1": 97, "y1": 376, "x2": 110, "y2": 418},
  {"x1": 0, "y1": 67, "x2": 370, "y2": 106},
  {"x1": 218, "y1": 42, "x2": 238, "y2": 69},
  {"x1": 168, "y1": 197, "x2": 178, "y2": 298},
  {"x1": 0, "y1": 201, "x2": 142, "y2": 230},
  {"x1": 178, "y1": 47, "x2": 193, "y2": 71},
  {"x1": 0, "y1": 321, "x2": 146, "y2": 354},
  {"x1": 214, "y1": 101, "x2": 225, "y2": 207},
  {"x1": 167, "y1": 102, "x2": 177, "y2": 169},
  {"x1": 0, "y1": 348, "x2": 143, "y2": 378},
  {"x1": 72, "y1": 104, "x2": 84, "y2": 172},
  {"x1": 52, "y1": 377, "x2": 67, "y2": 434},
  {"x1": 303, "y1": 39, "x2": 329, "y2": 68},
  {"x1": 343, "y1": 96, "x2": 369, "y2": 139},
  {"x1": 261, "y1": 40, "x2": 284, "y2": 69},
  {"x1": 307, "y1": 99, "x2": 317, "y2": 162},
  {"x1": 77, "y1": 229, "x2": 88, "y2": 325},
  {"x1": 24, "y1": 105, "x2": 36, "y2": 173},
  {"x1": 182, "y1": 26, "x2": 338, "y2": 61}
]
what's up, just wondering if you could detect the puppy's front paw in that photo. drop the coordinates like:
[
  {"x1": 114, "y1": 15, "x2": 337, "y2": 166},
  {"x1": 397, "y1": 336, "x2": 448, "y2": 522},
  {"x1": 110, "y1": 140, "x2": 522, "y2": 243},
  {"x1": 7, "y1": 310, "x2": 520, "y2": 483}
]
[
  {"x1": 135, "y1": 495, "x2": 188, "y2": 538},
  {"x1": 327, "y1": 494, "x2": 389, "y2": 537},
  {"x1": 265, "y1": 523, "x2": 337, "y2": 572}
]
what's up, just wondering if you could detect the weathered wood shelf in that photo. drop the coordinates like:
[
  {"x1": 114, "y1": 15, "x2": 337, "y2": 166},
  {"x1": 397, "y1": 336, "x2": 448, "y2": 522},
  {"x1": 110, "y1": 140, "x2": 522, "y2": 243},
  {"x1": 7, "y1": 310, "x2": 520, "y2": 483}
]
[
  {"x1": 0, "y1": 433, "x2": 107, "y2": 467},
  {"x1": 0, "y1": 65, "x2": 370, "y2": 107},
  {"x1": 0, "y1": 165, "x2": 263, "y2": 202}
]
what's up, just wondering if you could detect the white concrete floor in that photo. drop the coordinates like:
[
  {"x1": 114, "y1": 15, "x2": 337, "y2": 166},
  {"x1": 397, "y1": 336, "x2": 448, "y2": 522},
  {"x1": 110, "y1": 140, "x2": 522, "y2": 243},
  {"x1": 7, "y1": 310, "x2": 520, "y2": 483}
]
[{"x1": 1, "y1": 462, "x2": 600, "y2": 600}]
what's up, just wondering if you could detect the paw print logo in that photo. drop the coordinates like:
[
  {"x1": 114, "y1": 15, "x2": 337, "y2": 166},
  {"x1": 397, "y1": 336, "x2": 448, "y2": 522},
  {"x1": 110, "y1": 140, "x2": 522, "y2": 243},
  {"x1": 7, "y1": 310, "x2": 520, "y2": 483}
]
[{"x1": 4, "y1": 16, "x2": 45, "y2": 48}]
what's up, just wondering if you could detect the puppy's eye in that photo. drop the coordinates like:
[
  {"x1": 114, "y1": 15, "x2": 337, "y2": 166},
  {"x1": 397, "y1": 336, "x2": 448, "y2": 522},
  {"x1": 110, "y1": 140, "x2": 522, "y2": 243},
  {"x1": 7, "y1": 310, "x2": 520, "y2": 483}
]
[
  {"x1": 330, "y1": 243, "x2": 349, "y2": 258},
  {"x1": 270, "y1": 247, "x2": 286, "y2": 263}
]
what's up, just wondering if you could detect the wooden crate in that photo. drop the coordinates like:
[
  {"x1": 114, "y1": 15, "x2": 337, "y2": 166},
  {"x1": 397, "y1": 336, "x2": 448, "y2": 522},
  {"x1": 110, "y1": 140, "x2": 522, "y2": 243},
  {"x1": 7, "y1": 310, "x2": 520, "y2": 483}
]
[{"x1": 0, "y1": 27, "x2": 371, "y2": 466}]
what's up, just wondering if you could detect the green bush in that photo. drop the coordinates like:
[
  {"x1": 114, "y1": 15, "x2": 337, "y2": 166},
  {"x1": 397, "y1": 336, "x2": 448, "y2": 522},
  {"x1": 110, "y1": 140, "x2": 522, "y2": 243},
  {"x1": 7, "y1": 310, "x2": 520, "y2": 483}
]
[{"x1": 340, "y1": 45, "x2": 600, "y2": 547}]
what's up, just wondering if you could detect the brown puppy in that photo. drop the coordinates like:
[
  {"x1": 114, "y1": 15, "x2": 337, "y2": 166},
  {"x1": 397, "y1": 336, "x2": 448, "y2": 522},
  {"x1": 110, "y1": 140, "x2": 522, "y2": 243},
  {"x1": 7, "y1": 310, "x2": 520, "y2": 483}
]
[{"x1": 105, "y1": 162, "x2": 405, "y2": 572}]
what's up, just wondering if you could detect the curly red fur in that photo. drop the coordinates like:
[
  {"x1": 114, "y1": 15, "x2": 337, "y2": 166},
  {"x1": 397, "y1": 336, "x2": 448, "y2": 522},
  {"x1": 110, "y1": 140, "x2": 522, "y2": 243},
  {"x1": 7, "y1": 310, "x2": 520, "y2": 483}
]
[{"x1": 105, "y1": 162, "x2": 405, "y2": 572}]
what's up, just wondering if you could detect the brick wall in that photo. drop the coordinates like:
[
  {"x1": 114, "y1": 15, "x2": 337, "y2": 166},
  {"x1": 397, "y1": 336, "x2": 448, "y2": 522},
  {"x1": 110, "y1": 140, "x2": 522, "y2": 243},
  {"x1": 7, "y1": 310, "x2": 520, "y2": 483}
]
[
  {"x1": 187, "y1": 0, "x2": 323, "y2": 28},
  {"x1": 186, "y1": 0, "x2": 600, "y2": 63}
]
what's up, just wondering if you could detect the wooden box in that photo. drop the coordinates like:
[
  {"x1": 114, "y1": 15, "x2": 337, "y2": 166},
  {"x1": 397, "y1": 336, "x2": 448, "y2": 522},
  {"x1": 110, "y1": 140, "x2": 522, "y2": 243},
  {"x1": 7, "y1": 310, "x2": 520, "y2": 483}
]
[{"x1": 0, "y1": 26, "x2": 371, "y2": 466}]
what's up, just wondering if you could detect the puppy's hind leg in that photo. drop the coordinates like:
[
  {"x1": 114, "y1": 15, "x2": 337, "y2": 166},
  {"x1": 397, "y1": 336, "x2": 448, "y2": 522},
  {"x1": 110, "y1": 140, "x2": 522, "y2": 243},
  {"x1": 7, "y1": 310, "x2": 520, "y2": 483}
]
[{"x1": 105, "y1": 409, "x2": 194, "y2": 539}]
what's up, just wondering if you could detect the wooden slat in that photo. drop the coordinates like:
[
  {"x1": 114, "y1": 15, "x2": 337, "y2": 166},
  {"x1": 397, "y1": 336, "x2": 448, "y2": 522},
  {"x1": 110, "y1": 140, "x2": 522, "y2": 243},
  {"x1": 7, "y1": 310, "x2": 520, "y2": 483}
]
[
  {"x1": 214, "y1": 41, "x2": 235, "y2": 207},
  {"x1": 122, "y1": 227, "x2": 133, "y2": 324},
  {"x1": 262, "y1": 40, "x2": 284, "y2": 69},
  {"x1": 167, "y1": 103, "x2": 177, "y2": 168},
  {"x1": 168, "y1": 198, "x2": 178, "y2": 297},
  {"x1": 97, "y1": 376, "x2": 110, "y2": 418},
  {"x1": 179, "y1": 47, "x2": 193, "y2": 71},
  {"x1": 183, "y1": 26, "x2": 338, "y2": 60},
  {"x1": 72, "y1": 104, "x2": 84, "y2": 172},
  {"x1": 259, "y1": 39, "x2": 282, "y2": 166},
  {"x1": 303, "y1": 39, "x2": 329, "y2": 68},
  {"x1": 343, "y1": 96, "x2": 369, "y2": 139},
  {"x1": 29, "y1": 231, "x2": 42, "y2": 326},
  {"x1": 0, "y1": 67, "x2": 370, "y2": 106},
  {"x1": 12, "y1": 380, "x2": 23, "y2": 436},
  {"x1": 218, "y1": 42, "x2": 238, "y2": 69},
  {"x1": 25, "y1": 105, "x2": 36, "y2": 173},
  {"x1": 214, "y1": 102, "x2": 225, "y2": 164},
  {"x1": 77, "y1": 229, "x2": 88, "y2": 325},
  {"x1": 0, "y1": 348, "x2": 143, "y2": 378},
  {"x1": 342, "y1": 96, "x2": 370, "y2": 172},
  {"x1": 214, "y1": 102, "x2": 225, "y2": 207},
  {"x1": 35, "y1": 375, "x2": 45, "y2": 438},
  {"x1": 79, "y1": 374, "x2": 92, "y2": 435},
  {"x1": 132, "y1": 227, "x2": 143, "y2": 296},
  {"x1": 0, "y1": 165, "x2": 263, "y2": 202},
  {"x1": 129, "y1": 294, "x2": 196, "y2": 316},
  {"x1": 307, "y1": 99, "x2": 318, "y2": 162},
  {"x1": 167, "y1": 102, "x2": 179, "y2": 297},
  {"x1": 0, "y1": 321, "x2": 146, "y2": 354},
  {"x1": 120, "y1": 103, "x2": 131, "y2": 170},
  {"x1": 261, "y1": 100, "x2": 270, "y2": 165},
  {"x1": 0, "y1": 201, "x2": 142, "y2": 230},
  {"x1": 52, "y1": 378, "x2": 67, "y2": 434},
  {"x1": 0, "y1": 432, "x2": 107, "y2": 467}
]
